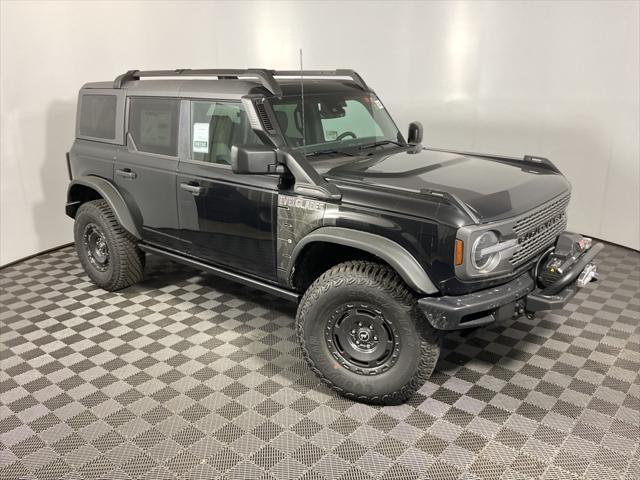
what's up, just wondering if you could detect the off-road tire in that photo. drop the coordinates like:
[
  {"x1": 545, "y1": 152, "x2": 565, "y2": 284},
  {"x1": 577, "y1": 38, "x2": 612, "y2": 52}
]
[
  {"x1": 74, "y1": 199, "x2": 144, "y2": 291},
  {"x1": 296, "y1": 261, "x2": 440, "y2": 405}
]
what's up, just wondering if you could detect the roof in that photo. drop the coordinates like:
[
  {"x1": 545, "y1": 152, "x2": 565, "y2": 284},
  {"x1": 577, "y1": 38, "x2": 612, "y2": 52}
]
[
  {"x1": 82, "y1": 69, "x2": 371, "y2": 99},
  {"x1": 82, "y1": 78, "x2": 368, "y2": 100}
]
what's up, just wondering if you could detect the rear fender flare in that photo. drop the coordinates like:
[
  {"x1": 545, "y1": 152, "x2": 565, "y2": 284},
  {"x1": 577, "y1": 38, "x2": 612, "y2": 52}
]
[
  {"x1": 66, "y1": 176, "x2": 141, "y2": 239},
  {"x1": 290, "y1": 226, "x2": 439, "y2": 295}
]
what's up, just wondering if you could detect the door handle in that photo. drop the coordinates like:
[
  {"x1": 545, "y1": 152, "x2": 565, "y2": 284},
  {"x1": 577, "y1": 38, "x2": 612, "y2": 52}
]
[
  {"x1": 116, "y1": 168, "x2": 137, "y2": 179},
  {"x1": 180, "y1": 182, "x2": 204, "y2": 196}
]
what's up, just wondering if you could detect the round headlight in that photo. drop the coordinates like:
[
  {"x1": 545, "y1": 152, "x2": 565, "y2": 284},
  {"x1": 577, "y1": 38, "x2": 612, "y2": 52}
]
[{"x1": 472, "y1": 231, "x2": 500, "y2": 272}]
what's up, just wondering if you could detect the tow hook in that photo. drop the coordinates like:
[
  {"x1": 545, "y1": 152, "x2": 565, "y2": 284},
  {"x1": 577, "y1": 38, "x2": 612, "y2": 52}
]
[
  {"x1": 577, "y1": 263, "x2": 598, "y2": 288},
  {"x1": 514, "y1": 301, "x2": 536, "y2": 320},
  {"x1": 513, "y1": 301, "x2": 526, "y2": 319}
]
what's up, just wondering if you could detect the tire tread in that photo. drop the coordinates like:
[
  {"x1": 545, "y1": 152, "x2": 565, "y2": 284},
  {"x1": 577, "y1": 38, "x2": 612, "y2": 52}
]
[
  {"x1": 75, "y1": 200, "x2": 144, "y2": 291},
  {"x1": 296, "y1": 260, "x2": 440, "y2": 405}
]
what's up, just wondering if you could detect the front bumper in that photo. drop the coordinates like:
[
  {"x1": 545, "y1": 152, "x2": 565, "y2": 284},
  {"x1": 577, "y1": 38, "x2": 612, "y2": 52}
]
[{"x1": 418, "y1": 240, "x2": 604, "y2": 331}]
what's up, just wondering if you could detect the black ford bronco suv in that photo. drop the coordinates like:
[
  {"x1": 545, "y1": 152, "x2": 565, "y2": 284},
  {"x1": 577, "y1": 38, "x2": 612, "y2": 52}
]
[{"x1": 66, "y1": 68, "x2": 602, "y2": 405}]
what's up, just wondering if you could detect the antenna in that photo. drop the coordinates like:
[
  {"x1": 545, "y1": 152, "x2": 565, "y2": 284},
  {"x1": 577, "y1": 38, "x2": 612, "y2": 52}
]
[{"x1": 299, "y1": 48, "x2": 306, "y2": 153}]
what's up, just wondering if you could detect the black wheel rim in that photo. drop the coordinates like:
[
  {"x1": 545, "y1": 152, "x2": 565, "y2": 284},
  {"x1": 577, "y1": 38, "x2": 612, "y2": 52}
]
[
  {"x1": 325, "y1": 303, "x2": 400, "y2": 375},
  {"x1": 83, "y1": 223, "x2": 109, "y2": 272}
]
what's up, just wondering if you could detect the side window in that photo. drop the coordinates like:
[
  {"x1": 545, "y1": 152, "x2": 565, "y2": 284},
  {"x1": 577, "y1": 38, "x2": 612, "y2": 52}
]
[
  {"x1": 129, "y1": 97, "x2": 180, "y2": 156},
  {"x1": 190, "y1": 101, "x2": 262, "y2": 165},
  {"x1": 319, "y1": 99, "x2": 383, "y2": 141},
  {"x1": 79, "y1": 94, "x2": 117, "y2": 140}
]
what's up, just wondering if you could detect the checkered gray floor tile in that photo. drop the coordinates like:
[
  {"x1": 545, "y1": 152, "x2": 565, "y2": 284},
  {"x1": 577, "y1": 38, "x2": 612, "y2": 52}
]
[{"x1": 0, "y1": 243, "x2": 638, "y2": 480}]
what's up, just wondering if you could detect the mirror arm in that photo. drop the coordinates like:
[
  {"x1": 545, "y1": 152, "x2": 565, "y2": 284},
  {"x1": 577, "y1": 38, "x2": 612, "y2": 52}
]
[
  {"x1": 278, "y1": 148, "x2": 342, "y2": 200},
  {"x1": 268, "y1": 163, "x2": 287, "y2": 175}
]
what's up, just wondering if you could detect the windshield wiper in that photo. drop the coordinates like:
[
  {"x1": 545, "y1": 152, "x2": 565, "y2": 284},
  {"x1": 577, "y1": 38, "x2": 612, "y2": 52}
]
[
  {"x1": 305, "y1": 149, "x2": 355, "y2": 158},
  {"x1": 304, "y1": 140, "x2": 404, "y2": 157},
  {"x1": 358, "y1": 140, "x2": 405, "y2": 151}
]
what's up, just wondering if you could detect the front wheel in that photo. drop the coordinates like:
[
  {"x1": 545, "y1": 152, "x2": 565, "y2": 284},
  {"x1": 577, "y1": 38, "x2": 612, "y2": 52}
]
[{"x1": 296, "y1": 261, "x2": 440, "y2": 405}]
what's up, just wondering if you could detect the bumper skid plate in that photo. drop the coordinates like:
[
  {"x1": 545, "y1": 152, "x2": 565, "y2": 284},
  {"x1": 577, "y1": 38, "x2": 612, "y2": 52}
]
[{"x1": 419, "y1": 241, "x2": 603, "y2": 331}]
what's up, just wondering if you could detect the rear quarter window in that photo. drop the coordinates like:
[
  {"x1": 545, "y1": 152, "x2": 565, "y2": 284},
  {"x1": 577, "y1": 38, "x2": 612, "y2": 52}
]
[{"x1": 78, "y1": 94, "x2": 117, "y2": 140}]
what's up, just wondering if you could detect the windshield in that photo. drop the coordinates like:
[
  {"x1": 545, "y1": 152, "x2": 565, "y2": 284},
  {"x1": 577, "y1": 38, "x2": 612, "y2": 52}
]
[{"x1": 267, "y1": 92, "x2": 404, "y2": 155}]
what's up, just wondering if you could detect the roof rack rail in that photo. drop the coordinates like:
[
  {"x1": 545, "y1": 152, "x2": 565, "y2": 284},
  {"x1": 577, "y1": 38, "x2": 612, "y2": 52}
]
[
  {"x1": 113, "y1": 68, "x2": 370, "y2": 96},
  {"x1": 112, "y1": 69, "x2": 281, "y2": 94}
]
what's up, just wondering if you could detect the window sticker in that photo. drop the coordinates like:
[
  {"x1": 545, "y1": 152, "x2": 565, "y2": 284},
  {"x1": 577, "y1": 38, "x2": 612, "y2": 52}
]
[
  {"x1": 193, "y1": 123, "x2": 209, "y2": 153},
  {"x1": 374, "y1": 99, "x2": 385, "y2": 110},
  {"x1": 325, "y1": 130, "x2": 338, "y2": 141}
]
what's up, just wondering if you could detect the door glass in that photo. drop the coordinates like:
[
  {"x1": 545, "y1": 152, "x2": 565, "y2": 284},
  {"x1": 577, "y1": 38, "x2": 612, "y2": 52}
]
[
  {"x1": 129, "y1": 97, "x2": 180, "y2": 156},
  {"x1": 191, "y1": 101, "x2": 262, "y2": 165}
]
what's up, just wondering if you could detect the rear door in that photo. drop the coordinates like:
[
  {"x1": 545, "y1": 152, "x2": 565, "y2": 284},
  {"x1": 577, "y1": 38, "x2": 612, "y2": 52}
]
[
  {"x1": 176, "y1": 99, "x2": 278, "y2": 281},
  {"x1": 115, "y1": 96, "x2": 182, "y2": 249}
]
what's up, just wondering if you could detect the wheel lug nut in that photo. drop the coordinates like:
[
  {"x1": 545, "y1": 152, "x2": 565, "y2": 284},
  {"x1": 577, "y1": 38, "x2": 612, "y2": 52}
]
[
  {"x1": 355, "y1": 341, "x2": 360, "y2": 345},
  {"x1": 351, "y1": 329, "x2": 356, "y2": 334},
  {"x1": 369, "y1": 325, "x2": 373, "y2": 330},
  {"x1": 358, "y1": 322, "x2": 362, "y2": 327},
  {"x1": 373, "y1": 336, "x2": 378, "y2": 341}
]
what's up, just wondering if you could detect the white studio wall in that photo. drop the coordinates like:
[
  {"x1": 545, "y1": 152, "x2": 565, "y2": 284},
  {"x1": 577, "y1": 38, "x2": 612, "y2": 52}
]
[{"x1": 1, "y1": 0, "x2": 638, "y2": 265}]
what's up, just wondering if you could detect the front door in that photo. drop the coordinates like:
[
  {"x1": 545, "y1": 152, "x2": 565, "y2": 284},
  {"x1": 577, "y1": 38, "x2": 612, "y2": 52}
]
[
  {"x1": 115, "y1": 96, "x2": 182, "y2": 249},
  {"x1": 177, "y1": 99, "x2": 278, "y2": 281}
]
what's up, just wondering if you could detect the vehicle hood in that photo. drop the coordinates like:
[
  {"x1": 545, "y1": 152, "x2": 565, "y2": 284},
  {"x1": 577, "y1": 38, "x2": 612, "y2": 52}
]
[{"x1": 318, "y1": 148, "x2": 571, "y2": 223}]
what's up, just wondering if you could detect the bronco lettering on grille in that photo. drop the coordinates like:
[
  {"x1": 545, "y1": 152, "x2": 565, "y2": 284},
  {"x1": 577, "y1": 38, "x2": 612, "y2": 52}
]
[{"x1": 521, "y1": 213, "x2": 565, "y2": 243}]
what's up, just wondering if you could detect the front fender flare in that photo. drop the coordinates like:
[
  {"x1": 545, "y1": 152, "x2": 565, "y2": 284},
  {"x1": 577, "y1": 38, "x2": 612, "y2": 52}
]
[
  {"x1": 290, "y1": 227, "x2": 439, "y2": 295},
  {"x1": 66, "y1": 176, "x2": 141, "y2": 239}
]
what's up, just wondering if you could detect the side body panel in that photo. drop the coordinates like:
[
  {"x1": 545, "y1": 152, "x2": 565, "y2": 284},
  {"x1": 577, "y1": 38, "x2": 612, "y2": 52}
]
[
  {"x1": 329, "y1": 182, "x2": 461, "y2": 294},
  {"x1": 113, "y1": 96, "x2": 181, "y2": 249},
  {"x1": 115, "y1": 147, "x2": 181, "y2": 248},
  {"x1": 323, "y1": 182, "x2": 545, "y2": 296},
  {"x1": 176, "y1": 162, "x2": 279, "y2": 282},
  {"x1": 275, "y1": 188, "x2": 441, "y2": 295},
  {"x1": 276, "y1": 194, "x2": 332, "y2": 284},
  {"x1": 329, "y1": 202, "x2": 456, "y2": 292},
  {"x1": 68, "y1": 139, "x2": 117, "y2": 181}
]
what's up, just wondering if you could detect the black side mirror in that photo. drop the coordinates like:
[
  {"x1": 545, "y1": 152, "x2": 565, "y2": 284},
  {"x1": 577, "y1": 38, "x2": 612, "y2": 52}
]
[
  {"x1": 231, "y1": 145, "x2": 281, "y2": 174},
  {"x1": 407, "y1": 121, "x2": 423, "y2": 145}
]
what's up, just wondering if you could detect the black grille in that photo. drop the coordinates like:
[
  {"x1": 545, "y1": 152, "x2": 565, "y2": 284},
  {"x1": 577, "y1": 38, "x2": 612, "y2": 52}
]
[
  {"x1": 255, "y1": 103, "x2": 274, "y2": 132},
  {"x1": 510, "y1": 194, "x2": 570, "y2": 267}
]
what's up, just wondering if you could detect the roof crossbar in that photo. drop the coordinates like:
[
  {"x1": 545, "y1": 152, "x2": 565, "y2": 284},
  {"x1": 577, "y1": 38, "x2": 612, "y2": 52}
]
[{"x1": 113, "y1": 68, "x2": 371, "y2": 96}]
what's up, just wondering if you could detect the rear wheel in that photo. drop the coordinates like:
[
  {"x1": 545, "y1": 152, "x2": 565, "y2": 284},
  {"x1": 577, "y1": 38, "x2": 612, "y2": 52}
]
[
  {"x1": 296, "y1": 261, "x2": 440, "y2": 405},
  {"x1": 74, "y1": 200, "x2": 144, "y2": 291}
]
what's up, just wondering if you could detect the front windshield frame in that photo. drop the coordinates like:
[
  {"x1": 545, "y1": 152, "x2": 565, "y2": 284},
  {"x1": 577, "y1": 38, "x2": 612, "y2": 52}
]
[{"x1": 266, "y1": 91, "x2": 406, "y2": 156}]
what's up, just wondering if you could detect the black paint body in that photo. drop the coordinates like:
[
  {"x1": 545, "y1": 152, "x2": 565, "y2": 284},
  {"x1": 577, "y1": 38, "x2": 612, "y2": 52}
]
[
  {"x1": 67, "y1": 76, "x2": 572, "y2": 304},
  {"x1": 315, "y1": 148, "x2": 570, "y2": 295}
]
